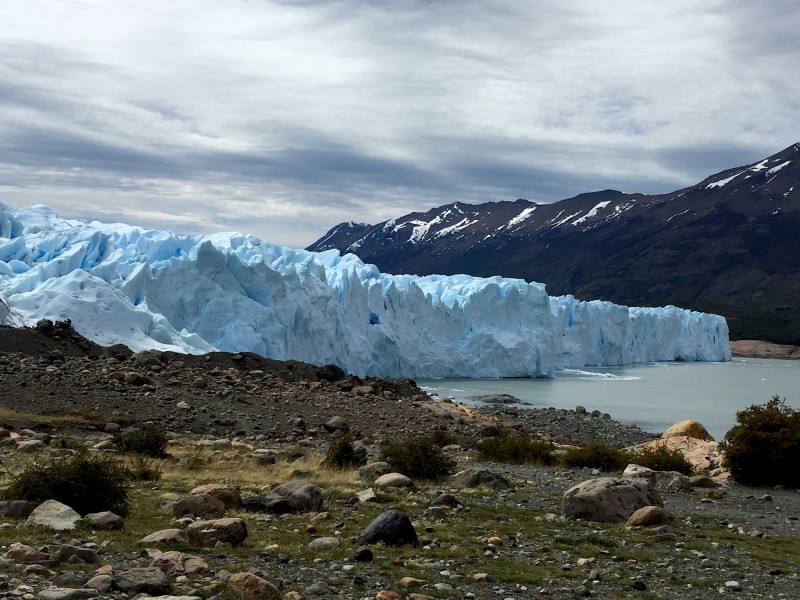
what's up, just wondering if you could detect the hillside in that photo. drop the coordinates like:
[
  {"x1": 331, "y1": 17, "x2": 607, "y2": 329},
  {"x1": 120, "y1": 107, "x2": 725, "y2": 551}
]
[{"x1": 308, "y1": 144, "x2": 800, "y2": 343}]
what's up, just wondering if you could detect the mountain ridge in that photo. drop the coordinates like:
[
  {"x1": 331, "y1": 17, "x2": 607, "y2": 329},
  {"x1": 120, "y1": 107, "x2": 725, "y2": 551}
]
[{"x1": 308, "y1": 143, "x2": 800, "y2": 344}]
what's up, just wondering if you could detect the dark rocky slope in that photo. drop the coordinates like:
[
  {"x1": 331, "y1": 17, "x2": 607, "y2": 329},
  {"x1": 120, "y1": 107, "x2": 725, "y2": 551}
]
[{"x1": 309, "y1": 144, "x2": 800, "y2": 343}]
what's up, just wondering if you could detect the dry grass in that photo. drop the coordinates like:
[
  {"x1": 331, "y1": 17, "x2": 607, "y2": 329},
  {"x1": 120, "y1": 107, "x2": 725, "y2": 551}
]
[
  {"x1": 0, "y1": 406, "x2": 105, "y2": 428},
  {"x1": 161, "y1": 445, "x2": 361, "y2": 496}
]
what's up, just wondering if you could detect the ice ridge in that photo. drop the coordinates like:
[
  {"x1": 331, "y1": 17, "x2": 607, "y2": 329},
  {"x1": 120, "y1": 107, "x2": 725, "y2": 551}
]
[{"x1": 0, "y1": 203, "x2": 731, "y2": 378}]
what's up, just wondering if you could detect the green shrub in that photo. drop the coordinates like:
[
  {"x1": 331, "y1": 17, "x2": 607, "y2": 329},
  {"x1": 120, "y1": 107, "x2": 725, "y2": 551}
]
[
  {"x1": 477, "y1": 431, "x2": 554, "y2": 465},
  {"x1": 380, "y1": 437, "x2": 456, "y2": 481},
  {"x1": 721, "y1": 396, "x2": 800, "y2": 487},
  {"x1": 323, "y1": 434, "x2": 365, "y2": 469},
  {"x1": 430, "y1": 429, "x2": 458, "y2": 448},
  {"x1": 561, "y1": 441, "x2": 629, "y2": 472},
  {"x1": 127, "y1": 455, "x2": 162, "y2": 481},
  {"x1": 632, "y1": 443, "x2": 694, "y2": 475},
  {"x1": 1, "y1": 449, "x2": 131, "y2": 515},
  {"x1": 113, "y1": 424, "x2": 168, "y2": 457}
]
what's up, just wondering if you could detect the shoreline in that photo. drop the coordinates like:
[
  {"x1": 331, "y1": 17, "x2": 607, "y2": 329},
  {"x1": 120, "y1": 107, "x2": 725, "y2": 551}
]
[{"x1": 729, "y1": 339, "x2": 800, "y2": 359}]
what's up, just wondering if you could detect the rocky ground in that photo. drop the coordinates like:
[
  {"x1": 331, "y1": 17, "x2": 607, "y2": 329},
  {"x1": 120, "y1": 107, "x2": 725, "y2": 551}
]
[{"x1": 0, "y1": 322, "x2": 797, "y2": 600}]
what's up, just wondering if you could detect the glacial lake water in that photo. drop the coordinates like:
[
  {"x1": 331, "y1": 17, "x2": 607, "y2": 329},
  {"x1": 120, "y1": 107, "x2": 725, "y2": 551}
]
[{"x1": 417, "y1": 358, "x2": 800, "y2": 440}]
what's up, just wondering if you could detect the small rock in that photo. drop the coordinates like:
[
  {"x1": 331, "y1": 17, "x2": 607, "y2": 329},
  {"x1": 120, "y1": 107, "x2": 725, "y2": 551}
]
[
  {"x1": 227, "y1": 572, "x2": 280, "y2": 600},
  {"x1": 308, "y1": 537, "x2": 340, "y2": 550},
  {"x1": 84, "y1": 511, "x2": 124, "y2": 530},
  {"x1": 140, "y1": 529, "x2": 188, "y2": 545},
  {"x1": 113, "y1": 567, "x2": 171, "y2": 595}
]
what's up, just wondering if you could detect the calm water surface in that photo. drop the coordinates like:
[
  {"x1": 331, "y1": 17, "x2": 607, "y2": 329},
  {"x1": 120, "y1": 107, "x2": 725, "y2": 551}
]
[{"x1": 417, "y1": 358, "x2": 800, "y2": 440}]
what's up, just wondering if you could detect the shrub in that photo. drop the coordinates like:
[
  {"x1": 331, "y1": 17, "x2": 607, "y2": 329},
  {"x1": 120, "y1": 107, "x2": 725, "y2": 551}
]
[
  {"x1": 721, "y1": 396, "x2": 800, "y2": 487},
  {"x1": 561, "y1": 441, "x2": 629, "y2": 472},
  {"x1": 128, "y1": 455, "x2": 162, "y2": 481},
  {"x1": 430, "y1": 429, "x2": 458, "y2": 448},
  {"x1": 380, "y1": 437, "x2": 456, "y2": 481},
  {"x1": 632, "y1": 443, "x2": 694, "y2": 475},
  {"x1": 113, "y1": 424, "x2": 168, "y2": 457},
  {"x1": 477, "y1": 431, "x2": 555, "y2": 465},
  {"x1": 323, "y1": 434, "x2": 366, "y2": 469},
  {"x1": 1, "y1": 449, "x2": 131, "y2": 515}
]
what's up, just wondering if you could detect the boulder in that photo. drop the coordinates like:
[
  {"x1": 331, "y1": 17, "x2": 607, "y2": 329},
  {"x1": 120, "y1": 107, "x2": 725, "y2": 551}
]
[
  {"x1": 227, "y1": 572, "x2": 280, "y2": 600},
  {"x1": 359, "y1": 461, "x2": 391, "y2": 482},
  {"x1": 622, "y1": 464, "x2": 691, "y2": 492},
  {"x1": 308, "y1": 537, "x2": 340, "y2": 551},
  {"x1": 151, "y1": 551, "x2": 209, "y2": 575},
  {"x1": 356, "y1": 488, "x2": 378, "y2": 503},
  {"x1": 16, "y1": 440, "x2": 45, "y2": 453},
  {"x1": 243, "y1": 480, "x2": 323, "y2": 514},
  {"x1": 322, "y1": 416, "x2": 349, "y2": 433},
  {"x1": 85, "y1": 575, "x2": 113, "y2": 593},
  {"x1": 172, "y1": 494, "x2": 226, "y2": 519},
  {"x1": 358, "y1": 509, "x2": 418, "y2": 547},
  {"x1": 374, "y1": 473, "x2": 413, "y2": 488},
  {"x1": 140, "y1": 529, "x2": 188, "y2": 545},
  {"x1": 450, "y1": 469, "x2": 509, "y2": 490},
  {"x1": 186, "y1": 517, "x2": 248, "y2": 547},
  {"x1": 36, "y1": 588, "x2": 99, "y2": 600},
  {"x1": 562, "y1": 477, "x2": 663, "y2": 523},
  {"x1": 662, "y1": 420, "x2": 714, "y2": 441},
  {"x1": 626, "y1": 506, "x2": 676, "y2": 527},
  {"x1": 6, "y1": 542, "x2": 49, "y2": 564},
  {"x1": 113, "y1": 567, "x2": 171, "y2": 595},
  {"x1": 189, "y1": 484, "x2": 243, "y2": 510},
  {"x1": 26, "y1": 500, "x2": 82, "y2": 531},
  {"x1": 84, "y1": 511, "x2": 124, "y2": 530}
]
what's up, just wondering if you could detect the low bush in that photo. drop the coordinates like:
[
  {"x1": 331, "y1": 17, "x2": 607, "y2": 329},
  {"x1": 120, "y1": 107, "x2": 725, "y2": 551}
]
[
  {"x1": 380, "y1": 437, "x2": 456, "y2": 481},
  {"x1": 127, "y1": 455, "x2": 162, "y2": 481},
  {"x1": 1, "y1": 449, "x2": 131, "y2": 515},
  {"x1": 430, "y1": 429, "x2": 458, "y2": 448},
  {"x1": 323, "y1": 434, "x2": 366, "y2": 469},
  {"x1": 632, "y1": 443, "x2": 694, "y2": 475},
  {"x1": 477, "y1": 431, "x2": 555, "y2": 465},
  {"x1": 721, "y1": 395, "x2": 800, "y2": 487},
  {"x1": 561, "y1": 441, "x2": 629, "y2": 472},
  {"x1": 113, "y1": 424, "x2": 168, "y2": 457}
]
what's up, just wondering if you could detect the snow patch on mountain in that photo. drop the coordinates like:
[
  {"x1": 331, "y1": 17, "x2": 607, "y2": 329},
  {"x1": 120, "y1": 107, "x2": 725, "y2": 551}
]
[
  {"x1": 572, "y1": 201, "x2": 611, "y2": 226},
  {"x1": 0, "y1": 203, "x2": 730, "y2": 378}
]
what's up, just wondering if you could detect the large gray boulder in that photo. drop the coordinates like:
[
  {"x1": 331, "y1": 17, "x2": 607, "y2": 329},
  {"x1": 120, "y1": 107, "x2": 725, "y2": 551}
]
[
  {"x1": 26, "y1": 500, "x2": 82, "y2": 531},
  {"x1": 562, "y1": 477, "x2": 662, "y2": 523},
  {"x1": 358, "y1": 509, "x2": 418, "y2": 547},
  {"x1": 623, "y1": 464, "x2": 691, "y2": 492},
  {"x1": 242, "y1": 480, "x2": 323, "y2": 514}
]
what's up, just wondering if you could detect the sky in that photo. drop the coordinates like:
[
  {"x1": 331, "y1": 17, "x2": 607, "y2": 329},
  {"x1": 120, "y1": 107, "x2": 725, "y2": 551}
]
[{"x1": 1, "y1": 1, "x2": 798, "y2": 248}]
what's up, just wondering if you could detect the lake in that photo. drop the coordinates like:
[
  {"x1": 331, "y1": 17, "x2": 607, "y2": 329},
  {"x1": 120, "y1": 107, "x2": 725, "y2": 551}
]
[{"x1": 417, "y1": 358, "x2": 800, "y2": 440}]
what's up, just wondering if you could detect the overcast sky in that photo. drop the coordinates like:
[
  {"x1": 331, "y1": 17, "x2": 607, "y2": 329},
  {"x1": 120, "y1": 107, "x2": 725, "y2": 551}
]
[{"x1": 1, "y1": 1, "x2": 798, "y2": 247}]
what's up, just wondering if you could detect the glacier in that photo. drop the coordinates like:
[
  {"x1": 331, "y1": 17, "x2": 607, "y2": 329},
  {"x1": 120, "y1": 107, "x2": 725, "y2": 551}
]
[{"x1": 0, "y1": 203, "x2": 730, "y2": 378}]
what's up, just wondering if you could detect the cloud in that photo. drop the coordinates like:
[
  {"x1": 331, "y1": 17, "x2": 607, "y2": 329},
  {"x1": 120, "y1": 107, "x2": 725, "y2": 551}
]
[{"x1": 0, "y1": 0, "x2": 797, "y2": 247}]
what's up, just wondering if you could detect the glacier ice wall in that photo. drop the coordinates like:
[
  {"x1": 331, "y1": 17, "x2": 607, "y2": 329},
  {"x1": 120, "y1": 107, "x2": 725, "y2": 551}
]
[{"x1": 0, "y1": 203, "x2": 730, "y2": 377}]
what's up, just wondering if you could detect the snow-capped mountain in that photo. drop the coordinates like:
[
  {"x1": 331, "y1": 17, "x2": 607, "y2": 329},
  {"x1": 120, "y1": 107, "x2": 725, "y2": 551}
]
[
  {"x1": 308, "y1": 144, "x2": 800, "y2": 343},
  {"x1": 0, "y1": 204, "x2": 729, "y2": 378}
]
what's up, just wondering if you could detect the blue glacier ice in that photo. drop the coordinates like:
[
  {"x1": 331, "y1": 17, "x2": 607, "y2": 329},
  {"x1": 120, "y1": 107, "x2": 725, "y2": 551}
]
[{"x1": 0, "y1": 203, "x2": 730, "y2": 377}]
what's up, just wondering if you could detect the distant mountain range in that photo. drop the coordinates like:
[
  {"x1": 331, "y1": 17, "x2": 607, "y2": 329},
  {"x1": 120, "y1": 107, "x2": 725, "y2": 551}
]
[{"x1": 308, "y1": 143, "x2": 800, "y2": 344}]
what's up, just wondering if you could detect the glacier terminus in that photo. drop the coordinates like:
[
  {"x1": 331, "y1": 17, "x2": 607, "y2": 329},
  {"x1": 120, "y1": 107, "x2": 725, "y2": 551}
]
[{"x1": 0, "y1": 203, "x2": 730, "y2": 378}]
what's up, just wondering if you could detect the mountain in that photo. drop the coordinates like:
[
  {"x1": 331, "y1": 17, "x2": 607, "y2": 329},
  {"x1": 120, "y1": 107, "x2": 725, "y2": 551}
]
[
  {"x1": 0, "y1": 204, "x2": 729, "y2": 379},
  {"x1": 308, "y1": 143, "x2": 800, "y2": 344}
]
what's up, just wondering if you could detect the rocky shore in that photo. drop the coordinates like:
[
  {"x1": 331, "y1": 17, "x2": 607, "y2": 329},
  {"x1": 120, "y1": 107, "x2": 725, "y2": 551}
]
[
  {"x1": 729, "y1": 340, "x2": 800, "y2": 360},
  {"x1": 0, "y1": 322, "x2": 797, "y2": 600}
]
